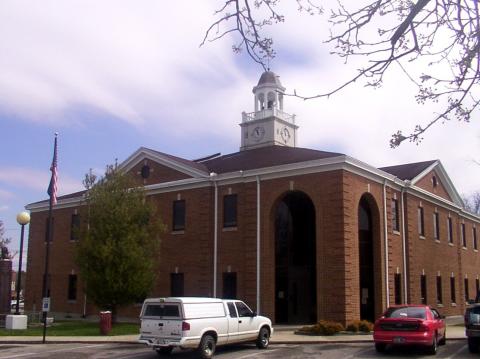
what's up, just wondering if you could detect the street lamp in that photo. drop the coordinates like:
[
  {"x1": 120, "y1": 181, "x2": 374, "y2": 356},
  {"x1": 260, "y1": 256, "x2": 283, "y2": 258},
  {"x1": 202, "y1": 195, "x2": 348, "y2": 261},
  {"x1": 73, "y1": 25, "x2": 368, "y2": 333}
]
[{"x1": 15, "y1": 211, "x2": 30, "y2": 315}]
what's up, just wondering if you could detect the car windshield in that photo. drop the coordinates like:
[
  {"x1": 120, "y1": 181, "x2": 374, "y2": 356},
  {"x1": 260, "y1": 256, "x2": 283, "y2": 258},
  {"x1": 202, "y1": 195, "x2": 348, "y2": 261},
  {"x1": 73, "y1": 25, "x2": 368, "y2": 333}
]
[{"x1": 384, "y1": 307, "x2": 426, "y2": 319}]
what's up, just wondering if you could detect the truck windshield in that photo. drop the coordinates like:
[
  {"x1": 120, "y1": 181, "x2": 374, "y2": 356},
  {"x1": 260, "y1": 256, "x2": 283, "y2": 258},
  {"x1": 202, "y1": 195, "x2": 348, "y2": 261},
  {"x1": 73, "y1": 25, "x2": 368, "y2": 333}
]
[{"x1": 143, "y1": 304, "x2": 180, "y2": 318}]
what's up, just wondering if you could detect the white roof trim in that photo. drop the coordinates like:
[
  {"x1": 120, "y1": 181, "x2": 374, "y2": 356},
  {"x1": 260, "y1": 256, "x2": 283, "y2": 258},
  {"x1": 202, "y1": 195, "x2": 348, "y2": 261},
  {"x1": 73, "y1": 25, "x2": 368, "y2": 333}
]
[
  {"x1": 26, "y1": 152, "x2": 473, "y2": 223},
  {"x1": 119, "y1": 147, "x2": 209, "y2": 178},
  {"x1": 410, "y1": 160, "x2": 463, "y2": 207}
]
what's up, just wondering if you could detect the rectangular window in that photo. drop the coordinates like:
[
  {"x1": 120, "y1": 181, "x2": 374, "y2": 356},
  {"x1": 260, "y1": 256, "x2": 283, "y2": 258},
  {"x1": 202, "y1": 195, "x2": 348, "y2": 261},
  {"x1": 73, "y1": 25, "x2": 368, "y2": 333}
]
[
  {"x1": 476, "y1": 278, "x2": 480, "y2": 295},
  {"x1": 223, "y1": 272, "x2": 237, "y2": 299},
  {"x1": 394, "y1": 273, "x2": 402, "y2": 305},
  {"x1": 170, "y1": 273, "x2": 184, "y2": 297},
  {"x1": 172, "y1": 200, "x2": 185, "y2": 231},
  {"x1": 474, "y1": 227, "x2": 478, "y2": 250},
  {"x1": 70, "y1": 214, "x2": 80, "y2": 241},
  {"x1": 465, "y1": 278, "x2": 470, "y2": 302},
  {"x1": 450, "y1": 276, "x2": 456, "y2": 303},
  {"x1": 420, "y1": 274, "x2": 427, "y2": 304},
  {"x1": 448, "y1": 217, "x2": 454, "y2": 244},
  {"x1": 461, "y1": 223, "x2": 466, "y2": 247},
  {"x1": 418, "y1": 207, "x2": 425, "y2": 236},
  {"x1": 436, "y1": 275, "x2": 443, "y2": 305},
  {"x1": 68, "y1": 274, "x2": 77, "y2": 301},
  {"x1": 223, "y1": 194, "x2": 238, "y2": 228},
  {"x1": 45, "y1": 217, "x2": 54, "y2": 242},
  {"x1": 392, "y1": 199, "x2": 400, "y2": 232},
  {"x1": 433, "y1": 212, "x2": 440, "y2": 240}
]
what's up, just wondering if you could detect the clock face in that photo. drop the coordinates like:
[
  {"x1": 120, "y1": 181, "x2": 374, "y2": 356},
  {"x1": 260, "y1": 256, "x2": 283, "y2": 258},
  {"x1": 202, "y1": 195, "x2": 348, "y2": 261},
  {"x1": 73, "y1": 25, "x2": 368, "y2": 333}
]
[
  {"x1": 281, "y1": 127, "x2": 291, "y2": 143},
  {"x1": 252, "y1": 126, "x2": 265, "y2": 141}
]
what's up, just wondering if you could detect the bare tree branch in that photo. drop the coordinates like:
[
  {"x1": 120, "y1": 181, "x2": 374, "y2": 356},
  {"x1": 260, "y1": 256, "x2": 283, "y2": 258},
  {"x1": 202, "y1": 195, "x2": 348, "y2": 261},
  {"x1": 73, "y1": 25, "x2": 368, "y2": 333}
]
[{"x1": 203, "y1": 0, "x2": 480, "y2": 147}]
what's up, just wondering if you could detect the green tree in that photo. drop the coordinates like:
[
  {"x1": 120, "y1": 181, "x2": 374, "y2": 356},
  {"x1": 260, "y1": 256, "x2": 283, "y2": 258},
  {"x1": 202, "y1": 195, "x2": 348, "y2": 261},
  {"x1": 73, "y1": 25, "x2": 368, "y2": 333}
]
[
  {"x1": 0, "y1": 220, "x2": 12, "y2": 259},
  {"x1": 75, "y1": 166, "x2": 163, "y2": 322}
]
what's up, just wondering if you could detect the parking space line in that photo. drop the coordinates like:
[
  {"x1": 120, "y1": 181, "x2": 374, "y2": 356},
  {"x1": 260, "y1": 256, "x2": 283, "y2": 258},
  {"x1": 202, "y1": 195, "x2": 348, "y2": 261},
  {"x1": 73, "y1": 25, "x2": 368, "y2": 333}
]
[
  {"x1": 0, "y1": 354, "x2": 37, "y2": 359},
  {"x1": 341, "y1": 347, "x2": 373, "y2": 359},
  {"x1": 44, "y1": 344, "x2": 107, "y2": 353},
  {"x1": 0, "y1": 344, "x2": 107, "y2": 359},
  {"x1": 236, "y1": 348, "x2": 279, "y2": 359},
  {"x1": 446, "y1": 343, "x2": 467, "y2": 359}
]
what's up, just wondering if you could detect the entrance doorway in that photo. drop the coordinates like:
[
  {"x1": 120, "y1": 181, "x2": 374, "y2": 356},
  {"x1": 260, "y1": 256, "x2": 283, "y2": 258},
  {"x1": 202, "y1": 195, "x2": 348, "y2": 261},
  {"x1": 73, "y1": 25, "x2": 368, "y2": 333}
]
[
  {"x1": 275, "y1": 191, "x2": 316, "y2": 324},
  {"x1": 358, "y1": 196, "x2": 375, "y2": 322}
]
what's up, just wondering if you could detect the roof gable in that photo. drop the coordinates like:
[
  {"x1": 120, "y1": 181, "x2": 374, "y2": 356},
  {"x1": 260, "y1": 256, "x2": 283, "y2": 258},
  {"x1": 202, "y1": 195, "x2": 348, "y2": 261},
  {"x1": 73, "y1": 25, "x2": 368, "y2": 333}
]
[
  {"x1": 381, "y1": 160, "x2": 463, "y2": 207},
  {"x1": 119, "y1": 147, "x2": 209, "y2": 185}
]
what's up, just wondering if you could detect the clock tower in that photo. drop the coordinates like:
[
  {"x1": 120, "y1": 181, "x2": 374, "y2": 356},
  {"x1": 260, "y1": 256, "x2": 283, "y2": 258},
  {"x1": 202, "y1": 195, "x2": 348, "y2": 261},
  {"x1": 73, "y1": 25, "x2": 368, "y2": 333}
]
[{"x1": 240, "y1": 71, "x2": 298, "y2": 151}]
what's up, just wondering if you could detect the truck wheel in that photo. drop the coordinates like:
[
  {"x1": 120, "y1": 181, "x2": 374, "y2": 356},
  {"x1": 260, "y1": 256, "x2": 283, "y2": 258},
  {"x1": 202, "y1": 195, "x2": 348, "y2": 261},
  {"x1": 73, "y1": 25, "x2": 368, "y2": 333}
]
[
  {"x1": 256, "y1": 327, "x2": 270, "y2": 349},
  {"x1": 198, "y1": 334, "x2": 216, "y2": 359},
  {"x1": 156, "y1": 347, "x2": 173, "y2": 356},
  {"x1": 468, "y1": 337, "x2": 480, "y2": 353}
]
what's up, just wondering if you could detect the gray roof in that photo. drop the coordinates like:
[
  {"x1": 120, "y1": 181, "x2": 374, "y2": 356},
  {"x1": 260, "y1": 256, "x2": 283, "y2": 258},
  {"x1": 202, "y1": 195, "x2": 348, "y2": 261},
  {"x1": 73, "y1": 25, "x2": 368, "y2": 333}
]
[
  {"x1": 203, "y1": 146, "x2": 343, "y2": 174},
  {"x1": 379, "y1": 160, "x2": 437, "y2": 181},
  {"x1": 257, "y1": 71, "x2": 283, "y2": 87}
]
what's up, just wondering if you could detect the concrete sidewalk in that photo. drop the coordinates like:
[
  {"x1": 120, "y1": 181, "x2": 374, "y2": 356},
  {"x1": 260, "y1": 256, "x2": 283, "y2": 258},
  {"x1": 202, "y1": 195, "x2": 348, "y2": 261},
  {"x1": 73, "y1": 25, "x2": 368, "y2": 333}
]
[{"x1": 0, "y1": 318, "x2": 467, "y2": 345}]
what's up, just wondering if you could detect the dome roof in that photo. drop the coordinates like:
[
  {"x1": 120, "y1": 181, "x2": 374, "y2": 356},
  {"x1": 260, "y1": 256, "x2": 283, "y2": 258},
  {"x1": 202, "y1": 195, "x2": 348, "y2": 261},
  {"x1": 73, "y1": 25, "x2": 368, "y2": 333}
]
[{"x1": 257, "y1": 71, "x2": 283, "y2": 87}]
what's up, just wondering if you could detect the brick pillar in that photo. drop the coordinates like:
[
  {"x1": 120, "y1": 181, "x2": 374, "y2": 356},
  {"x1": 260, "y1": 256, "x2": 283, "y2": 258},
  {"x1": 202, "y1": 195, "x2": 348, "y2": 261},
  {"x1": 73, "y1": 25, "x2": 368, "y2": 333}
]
[{"x1": 0, "y1": 259, "x2": 12, "y2": 314}]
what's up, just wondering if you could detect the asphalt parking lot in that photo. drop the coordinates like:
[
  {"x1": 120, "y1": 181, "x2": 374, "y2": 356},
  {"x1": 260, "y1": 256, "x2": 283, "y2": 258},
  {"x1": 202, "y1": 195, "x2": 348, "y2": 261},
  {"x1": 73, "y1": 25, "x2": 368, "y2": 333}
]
[{"x1": 0, "y1": 341, "x2": 474, "y2": 359}]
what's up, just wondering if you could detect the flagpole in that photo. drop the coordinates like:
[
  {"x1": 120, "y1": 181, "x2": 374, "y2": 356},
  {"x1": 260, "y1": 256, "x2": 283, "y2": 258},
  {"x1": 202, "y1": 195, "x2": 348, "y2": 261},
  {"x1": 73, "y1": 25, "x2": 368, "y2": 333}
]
[{"x1": 42, "y1": 132, "x2": 58, "y2": 344}]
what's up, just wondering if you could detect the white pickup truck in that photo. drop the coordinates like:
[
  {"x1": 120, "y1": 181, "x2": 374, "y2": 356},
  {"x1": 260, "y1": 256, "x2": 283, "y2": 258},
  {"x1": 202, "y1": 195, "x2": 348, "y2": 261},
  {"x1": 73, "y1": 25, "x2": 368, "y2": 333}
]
[{"x1": 138, "y1": 297, "x2": 273, "y2": 358}]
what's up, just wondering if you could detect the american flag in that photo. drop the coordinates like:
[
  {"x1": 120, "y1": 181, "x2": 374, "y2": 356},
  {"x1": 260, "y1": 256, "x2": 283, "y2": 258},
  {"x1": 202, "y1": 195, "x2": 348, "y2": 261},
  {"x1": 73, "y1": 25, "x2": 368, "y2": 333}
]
[{"x1": 47, "y1": 133, "x2": 58, "y2": 206}]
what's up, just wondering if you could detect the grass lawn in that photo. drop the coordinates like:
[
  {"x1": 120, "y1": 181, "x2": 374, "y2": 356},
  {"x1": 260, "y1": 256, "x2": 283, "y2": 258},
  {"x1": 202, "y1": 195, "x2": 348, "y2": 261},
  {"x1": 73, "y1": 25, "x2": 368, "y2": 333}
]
[{"x1": 0, "y1": 320, "x2": 140, "y2": 336}]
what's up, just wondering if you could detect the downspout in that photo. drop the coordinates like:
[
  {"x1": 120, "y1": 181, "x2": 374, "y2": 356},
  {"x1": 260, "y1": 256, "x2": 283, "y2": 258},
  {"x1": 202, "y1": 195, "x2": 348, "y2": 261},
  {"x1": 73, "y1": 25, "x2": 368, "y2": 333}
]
[
  {"x1": 212, "y1": 174, "x2": 218, "y2": 297},
  {"x1": 256, "y1": 175, "x2": 261, "y2": 313},
  {"x1": 400, "y1": 187, "x2": 408, "y2": 304},
  {"x1": 383, "y1": 180, "x2": 390, "y2": 307}
]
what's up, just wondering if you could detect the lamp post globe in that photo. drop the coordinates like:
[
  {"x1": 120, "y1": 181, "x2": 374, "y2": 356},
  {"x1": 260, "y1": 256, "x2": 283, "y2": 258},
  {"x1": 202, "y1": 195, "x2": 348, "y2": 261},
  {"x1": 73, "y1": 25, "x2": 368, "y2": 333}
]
[
  {"x1": 15, "y1": 211, "x2": 30, "y2": 315},
  {"x1": 16, "y1": 211, "x2": 30, "y2": 226}
]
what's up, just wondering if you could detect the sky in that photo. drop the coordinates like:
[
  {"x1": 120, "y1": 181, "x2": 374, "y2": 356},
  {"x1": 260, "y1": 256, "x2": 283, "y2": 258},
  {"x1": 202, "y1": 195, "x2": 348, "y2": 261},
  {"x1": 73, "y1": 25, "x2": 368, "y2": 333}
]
[{"x1": 1, "y1": 0, "x2": 479, "y2": 269}]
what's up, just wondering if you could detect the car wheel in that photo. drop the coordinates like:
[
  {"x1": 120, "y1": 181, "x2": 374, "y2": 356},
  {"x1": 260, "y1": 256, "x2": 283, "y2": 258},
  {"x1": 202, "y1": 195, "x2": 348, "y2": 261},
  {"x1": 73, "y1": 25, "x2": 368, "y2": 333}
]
[
  {"x1": 198, "y1": 334, "x2": 216, "y2": 359},
  {"x1": 426, "y1": 334, "x2": 438, "y2": 355},
  {"x1": 375, "y1": 343, "x2": 386, "y2": 353},
  {"x1": 256, "y1": 327, "x2": 270, "y2": 349},
  {"x1": 156, "y1": 347, "x2": 173, "y2": 356},
  {"x1": 468, "y1": 337, "x2": 480, "y2": 353}
]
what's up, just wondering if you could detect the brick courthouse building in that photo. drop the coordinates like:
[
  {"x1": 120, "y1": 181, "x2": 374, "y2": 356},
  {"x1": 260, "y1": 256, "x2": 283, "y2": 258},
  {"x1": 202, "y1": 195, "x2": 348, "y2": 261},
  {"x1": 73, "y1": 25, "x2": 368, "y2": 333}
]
[{"x1": 25, "y1": 72, "x2": 480, "y2": 324}]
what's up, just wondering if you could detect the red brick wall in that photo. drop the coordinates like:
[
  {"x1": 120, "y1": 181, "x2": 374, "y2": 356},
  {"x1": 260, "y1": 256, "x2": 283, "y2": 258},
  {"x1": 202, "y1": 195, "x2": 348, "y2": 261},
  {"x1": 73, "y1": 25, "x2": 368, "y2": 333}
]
[
  {"x1": 415, "y1": 170, "x2": 452, "y2": 202},
  {"x1": 24, "y1": 167, "x2": 480, "y2": 324}
]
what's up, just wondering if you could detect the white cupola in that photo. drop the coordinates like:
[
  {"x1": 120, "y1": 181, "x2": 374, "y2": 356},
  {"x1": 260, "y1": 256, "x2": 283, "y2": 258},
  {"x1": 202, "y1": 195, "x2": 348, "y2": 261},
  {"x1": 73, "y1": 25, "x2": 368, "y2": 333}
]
[{"x1": 240, "y1": 71, "x2": 298, "y2": 151}]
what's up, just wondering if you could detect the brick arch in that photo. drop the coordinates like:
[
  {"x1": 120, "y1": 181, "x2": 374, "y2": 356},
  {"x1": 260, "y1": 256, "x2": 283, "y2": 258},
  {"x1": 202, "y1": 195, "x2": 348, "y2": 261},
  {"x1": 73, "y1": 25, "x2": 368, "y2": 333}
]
[
  {"x1": 269, "y1": 190, "x2": 317, "y2": 324},
  {"x1": 358, "y1": 192, "x2": 383, "y2": 322}
]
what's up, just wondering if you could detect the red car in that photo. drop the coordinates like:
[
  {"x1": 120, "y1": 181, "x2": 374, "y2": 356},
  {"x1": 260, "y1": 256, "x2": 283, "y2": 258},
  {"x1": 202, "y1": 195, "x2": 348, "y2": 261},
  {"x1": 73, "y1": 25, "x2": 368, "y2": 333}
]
[{"x1": 373, "y1": 305, "x2": 446, "y2": 354}]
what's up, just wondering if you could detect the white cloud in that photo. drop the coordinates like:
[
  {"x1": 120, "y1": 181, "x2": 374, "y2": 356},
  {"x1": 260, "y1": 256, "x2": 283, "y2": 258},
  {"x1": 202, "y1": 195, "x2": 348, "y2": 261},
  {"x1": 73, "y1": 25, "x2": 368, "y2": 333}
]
[
  {"x1": 0, "y1": 0, "x2": 479, "y2": 198},
  {"x1": 0, "y1": 205, "x2": 8, "y2": 212},
  {"x1": 0, "y1": 167, "x2": 83, "y2": 195}
]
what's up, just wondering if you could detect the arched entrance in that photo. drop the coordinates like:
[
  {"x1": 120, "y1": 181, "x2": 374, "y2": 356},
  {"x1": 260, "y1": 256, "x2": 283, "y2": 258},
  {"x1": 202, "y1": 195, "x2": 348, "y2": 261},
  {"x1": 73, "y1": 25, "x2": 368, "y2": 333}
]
[
  {"x1": 275, "y1": 191, "x2": 316, "y2": 324},
  {"x1": 358, "y1": 195, "x2": 376, "y2": 322}
]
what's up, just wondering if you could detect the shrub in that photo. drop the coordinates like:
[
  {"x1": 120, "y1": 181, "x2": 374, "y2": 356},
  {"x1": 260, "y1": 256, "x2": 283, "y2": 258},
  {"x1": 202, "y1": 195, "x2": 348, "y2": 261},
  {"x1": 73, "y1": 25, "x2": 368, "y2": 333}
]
[
  {"x1": 345, "y1": 322, "x2": 359, "y2": 332},
  {"x1": 346, "y1": 320, "x2": 374, "y2": 333},
  {"x1": 301, "y1": 320, "x2": 344, "y2": 335},
  {"x1": 358, "y1": 320, "x2": 374, "y2": 333}
]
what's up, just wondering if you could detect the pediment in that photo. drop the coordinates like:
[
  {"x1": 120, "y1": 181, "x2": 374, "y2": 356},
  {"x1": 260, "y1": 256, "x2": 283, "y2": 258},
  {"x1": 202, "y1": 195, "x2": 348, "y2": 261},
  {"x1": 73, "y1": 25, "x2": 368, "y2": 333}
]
[
  {"x1": 410, "y1": 161, "x2": 463, "y2": 206},
  {"x1": 119, "y1": 147, "x2": 209, "y2": 186}
]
